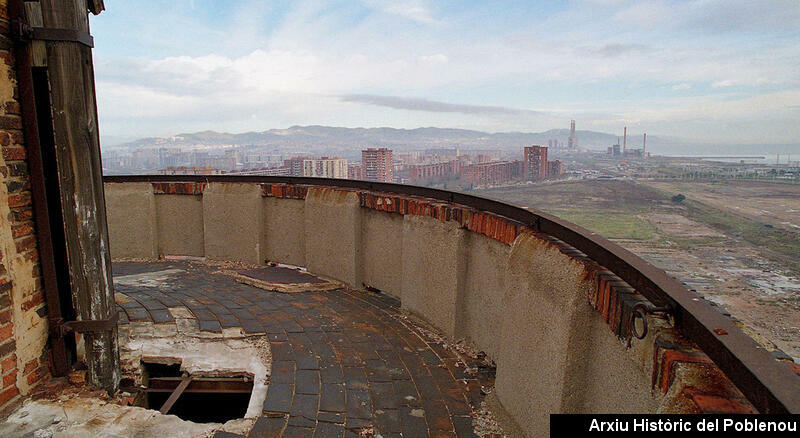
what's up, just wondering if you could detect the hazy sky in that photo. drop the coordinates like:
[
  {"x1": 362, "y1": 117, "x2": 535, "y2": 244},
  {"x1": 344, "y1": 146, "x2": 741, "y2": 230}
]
[{"x1": 90, "y1": 0, "x2": 800, "y2": 145}]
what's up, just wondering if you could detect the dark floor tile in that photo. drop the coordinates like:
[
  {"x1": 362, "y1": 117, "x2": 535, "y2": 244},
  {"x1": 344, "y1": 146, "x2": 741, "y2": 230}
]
[{"x1": 263, "y1": 383, "x2": 294, "y2": 414}]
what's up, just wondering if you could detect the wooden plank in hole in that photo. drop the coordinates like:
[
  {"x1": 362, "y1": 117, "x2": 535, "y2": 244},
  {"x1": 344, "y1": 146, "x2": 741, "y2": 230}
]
[{"x1": 159, "y1": 376, "x2": 192, "y2": 415}]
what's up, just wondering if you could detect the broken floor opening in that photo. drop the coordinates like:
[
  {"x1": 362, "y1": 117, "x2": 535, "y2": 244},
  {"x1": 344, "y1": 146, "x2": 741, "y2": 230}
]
[{"x1": 137, "y1": 361, "x2": 255, "y2": 424}]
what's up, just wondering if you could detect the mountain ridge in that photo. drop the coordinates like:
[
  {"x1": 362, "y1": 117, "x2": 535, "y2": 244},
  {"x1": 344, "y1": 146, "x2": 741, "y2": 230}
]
[{"x1": 109, "y1": 125, "x2": 670, "y2": 153}]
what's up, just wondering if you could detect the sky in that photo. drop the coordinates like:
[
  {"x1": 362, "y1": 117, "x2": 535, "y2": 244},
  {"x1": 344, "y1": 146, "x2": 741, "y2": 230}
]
[{"x1": 90, "y1": 0, "x2": 800, "y2": 145}]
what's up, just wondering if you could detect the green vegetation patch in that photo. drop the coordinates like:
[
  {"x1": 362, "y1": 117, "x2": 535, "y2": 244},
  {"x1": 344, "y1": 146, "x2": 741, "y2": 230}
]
[{"x1": 546, "y1": 209, "x2": 660, "y2": 241}]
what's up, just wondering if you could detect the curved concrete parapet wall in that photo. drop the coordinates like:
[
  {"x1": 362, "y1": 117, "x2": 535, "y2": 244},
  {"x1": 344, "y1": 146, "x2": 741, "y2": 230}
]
[{"x1": 103, "y1": 180, "x2": 797, "y2": 436}]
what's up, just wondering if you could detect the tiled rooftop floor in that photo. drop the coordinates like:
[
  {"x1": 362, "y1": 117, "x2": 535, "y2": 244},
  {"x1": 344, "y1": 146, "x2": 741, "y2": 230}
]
[{"x1": 113, "y1": 262, "x2": 496, "y2": 438}]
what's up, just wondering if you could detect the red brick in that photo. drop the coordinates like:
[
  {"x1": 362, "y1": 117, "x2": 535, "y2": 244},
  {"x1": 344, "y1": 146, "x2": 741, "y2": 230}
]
[
  {"x1": 15, "y1": 235, "x2": 36, "y2": 254},
  {"x1": 21, "y1": 292, "x2": 43, "y2": 311},
  {"x1": 0, "y1": 116, "x2": 21, "y2": 130},
  {"x1": 3, "y1": 101, "x2": 20, "y2": 115},
  {"x1": 0, "y1": 310, "x2": 9, "y2": 324},
  {"x1": 6, "y1": 192, "x2": 30, "y2": 208},
  {"x1": 0, "y1": 324, "x2": 11, "y2": 342},
  {"x1": 24, "y1": 249, "x2": 38, "y2": 263},
  {"x1": 9, "y1": 130, "x2": 23, "y2": 145},
  {"x1": 0, "y1": 385, "x2": 19, "y2": 407},
  {"x1": 22, "y1": 358, "x2": 36, "y2": 374},
  {"x1": 0, "y1": 354, "x2": 15, "y2": 374},
  {"x1": 9, "y1": 206, "x2": 33, "y2": 223},
  {"x1": 659, "y1": 349, "x2": 713, "y2": 393},
  {"x1": 0, "y1": 132, "x2": 10, "y2": 146},
  {"x1": 26, "y1": 368, "x2": 43, "y2": 386},
  {"x1": 11, "y1": 223, "x2": 33, "y2": 239},
  {"x1": 2, "y1": 146, "x2": 25, "y2": 161},
  {"x1": 2, "y1": 370, "x2": 15, "y2": 388},
  {"x1": 691, "y1": 393, "x2": 757, "y2": 414}
]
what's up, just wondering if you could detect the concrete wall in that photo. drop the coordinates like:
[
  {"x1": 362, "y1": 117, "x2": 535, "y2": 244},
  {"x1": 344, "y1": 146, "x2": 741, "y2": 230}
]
[
  {"x1": 263, "y1": 198, "x2": 305, "y2": 267},
  {"x1": 304, "y1": 188, "x2": 362, "y2": 286},
  {"x1": 155, "y1": 195, "x2": 204, "y2": 257},
  {"x1": 104, "y1": 182, "x2": 743, "y2": 435},
  {"x1": 493, "y1": 233, "x2": 655, "y2": 436},
  {"x1": 105, "y1": 183, "x2": 157, "y2": 259},
  {"x1": 203, "y1": 183, "x2": 263, "y2": 264},
  {"x1": 401, "y1": 215, "x2": 466, "y2": 338},
  {"x1": 361, "y1": 209, "x2": 403, "y2": 298},
  {"x1": 457, "y1": 233, "x2": 509, "y2": 360}
]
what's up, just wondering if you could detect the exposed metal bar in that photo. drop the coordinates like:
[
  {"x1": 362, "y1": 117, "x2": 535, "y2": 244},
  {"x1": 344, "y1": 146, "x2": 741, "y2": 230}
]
[
  {"x1": 54, "y1": 311, "x2": 119, "y2": 337},
  {"x1": 147, "y1": 377, "x2": 253, "y2": 394},
  {"x1": 159, "y1": 376, "x2": 191, "y2": 415},
  {"x1": 8, "y1": 0, "x2": 72, "y2": 377},
  {"x1": 11, "y1": 21, "x2": 94, "y2": 47},
  {"x1": 102, "y1": 175, "x2": 800, "y2": 414}
]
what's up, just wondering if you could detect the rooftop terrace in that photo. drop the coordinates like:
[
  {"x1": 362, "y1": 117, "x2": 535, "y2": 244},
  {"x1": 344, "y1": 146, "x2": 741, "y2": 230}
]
[{"x1": 92, "y1": 176, "x2": 800, "y2": 435}]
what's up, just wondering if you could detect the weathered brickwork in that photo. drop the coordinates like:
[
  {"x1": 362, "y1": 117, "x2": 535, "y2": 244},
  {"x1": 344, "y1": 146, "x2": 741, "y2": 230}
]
[
  {"x1": 0, "y1": 0, "x2": 50, "y2": 412},
  {"x1": 146, "y1": 180, "x2": 794, "y2": 413},
  {"x1": 151, "y1": 181, "x2": 206, "y2": 195}
]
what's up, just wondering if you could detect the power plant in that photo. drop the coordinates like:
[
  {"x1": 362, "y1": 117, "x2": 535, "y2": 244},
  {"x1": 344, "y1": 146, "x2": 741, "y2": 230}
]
[{"x1": 608, "y1": 126, "x2": 647, "y2": 158}]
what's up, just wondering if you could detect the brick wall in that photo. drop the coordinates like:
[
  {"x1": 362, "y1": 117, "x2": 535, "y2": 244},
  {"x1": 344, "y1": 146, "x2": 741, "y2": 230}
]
[{"x1": 0, "y1": 0, "x2": 51, "y2": 412}]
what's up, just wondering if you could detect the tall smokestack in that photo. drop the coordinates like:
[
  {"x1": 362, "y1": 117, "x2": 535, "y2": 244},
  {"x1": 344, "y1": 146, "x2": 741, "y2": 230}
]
[
  {"x1": 643, "y1": 133, "x2": 646, "y2": 157},
  {"x1": 623, "y1": 126, "x2": 627, "y2": 153}
]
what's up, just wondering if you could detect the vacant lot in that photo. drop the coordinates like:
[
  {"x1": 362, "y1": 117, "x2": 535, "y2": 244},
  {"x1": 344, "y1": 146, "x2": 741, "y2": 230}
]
[
  {"x1": 648, "y1": 180, "x2": 800, "y2": 231},
  {"x1": 475, "y1": 179, "x2": 800, "y2": 360}
]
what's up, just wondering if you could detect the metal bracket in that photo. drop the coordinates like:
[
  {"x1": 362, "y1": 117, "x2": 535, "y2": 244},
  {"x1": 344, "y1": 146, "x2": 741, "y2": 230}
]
[
  {"x1": 11, "y1": 19, "x2": 94, "y2": 48},
  {"x1": 50, "y1": 311, "x2": 118, "y2": 338},
  {"x1": 629, "y1": 302, "x2": 671, "y2": 340}
]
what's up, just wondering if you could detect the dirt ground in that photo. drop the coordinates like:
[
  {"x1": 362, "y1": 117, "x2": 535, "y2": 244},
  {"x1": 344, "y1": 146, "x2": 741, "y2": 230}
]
[
  {"x1": 648, "y1": 180, "x2": 800, "y2": 231},
  {"x1": 476, "y1": 179, "x2": 800, "y2": 360}
]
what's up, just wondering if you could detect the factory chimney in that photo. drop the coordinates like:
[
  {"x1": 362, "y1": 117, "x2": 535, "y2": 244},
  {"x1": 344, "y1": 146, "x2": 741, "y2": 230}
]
[
  {"x1": 623, "y1": 126, "x2": 627, "y2": 153},
  {"x1": 643, "y1": 133, "x2": 646, "y2": 157}
]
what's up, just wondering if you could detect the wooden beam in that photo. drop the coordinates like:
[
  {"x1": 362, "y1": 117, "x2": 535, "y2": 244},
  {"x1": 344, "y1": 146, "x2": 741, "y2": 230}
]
[
  {"x1": 159, "y1": 377, "x2": 192, "y2": 415},
  {"x1": 38, "y1": 0, "x2": 119, "y2": 393}
]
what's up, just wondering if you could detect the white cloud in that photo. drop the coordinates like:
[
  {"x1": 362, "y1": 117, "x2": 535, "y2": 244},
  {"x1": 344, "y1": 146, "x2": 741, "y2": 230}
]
[
  {"x1": 712, "y1": 80, "x2": 735, "y2": 88},
  {"x1": 360, "y1": 0, "x2": 438, "y2": 24}
]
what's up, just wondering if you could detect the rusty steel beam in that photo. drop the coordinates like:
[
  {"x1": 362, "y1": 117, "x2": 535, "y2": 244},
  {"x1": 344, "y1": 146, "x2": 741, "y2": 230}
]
[
  {"x1": 103, "y1": 175, "x2": 800, "y2": 414},
  {"x1": 147, "y1": 377, "x2": 253, "y2": 394}
]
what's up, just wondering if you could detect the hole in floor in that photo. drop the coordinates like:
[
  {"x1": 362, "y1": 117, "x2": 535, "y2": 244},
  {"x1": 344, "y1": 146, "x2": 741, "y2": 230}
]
[{"x1": 137, "y1": 361, "x2": 254, "y2": 423}]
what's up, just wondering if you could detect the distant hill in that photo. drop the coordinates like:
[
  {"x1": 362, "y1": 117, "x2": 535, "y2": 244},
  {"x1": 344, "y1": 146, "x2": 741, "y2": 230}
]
[{"x1": 109, "y1": 125, "x2": 681, "y2": 154}]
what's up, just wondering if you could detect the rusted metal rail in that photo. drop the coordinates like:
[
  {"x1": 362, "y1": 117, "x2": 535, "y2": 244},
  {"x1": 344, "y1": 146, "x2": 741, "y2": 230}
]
[{"x1": 104, "y1": 175, "x2": 800, "y2": 414}]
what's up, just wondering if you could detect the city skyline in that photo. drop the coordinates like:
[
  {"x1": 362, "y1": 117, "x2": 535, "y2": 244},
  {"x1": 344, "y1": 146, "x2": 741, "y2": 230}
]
[{"x1": 91, "y1": 1, "x2": 800, "y2": 145}]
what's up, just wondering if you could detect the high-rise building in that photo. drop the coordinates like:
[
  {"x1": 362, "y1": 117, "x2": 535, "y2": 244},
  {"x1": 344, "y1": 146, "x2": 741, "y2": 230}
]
[
  {"x1": 408, "y1": 160, "x2": 462, "y2": 184},
  {"x1": 362, "y1": 148, "x2": 393, "y2": 182},
  {"x1": 547, "y1": 160, "x2": 563, "y2": 177},
  {"x1": 347, "y1": 163, "x2": 364, "y2": 180},
  {"x1": 461, "y1": 161, "x2": 524, "y2": 186},
  {"x1": 523, "y1": 145, "x2": 548, "y2": 180},
  {"x1": 284, "y1": 156, "x2": 307, "y2": 176},
  {"x1": 302, "y1": 157, "x2": 348, "y2": 178},
  {"x1": 567, "y1": 120, "x2": 577, "y2": 149}
]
